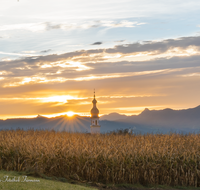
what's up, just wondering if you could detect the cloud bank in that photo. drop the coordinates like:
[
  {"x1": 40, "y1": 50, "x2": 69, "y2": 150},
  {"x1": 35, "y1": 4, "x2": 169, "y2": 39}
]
[
  {"x1": 0, "y1": 35, "x2": 200, "y2": 117},
  {"x1": 0, "y1": 20, "x2": 145, "y2": 32}
]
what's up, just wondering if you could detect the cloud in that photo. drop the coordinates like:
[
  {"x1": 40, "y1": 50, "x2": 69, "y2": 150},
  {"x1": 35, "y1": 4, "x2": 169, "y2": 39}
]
[
  {"x1": 0, "y1": 34, "x2": 10, "y2": 39},
  {"x1": 105, "y1": 36, "x2": 200, "y2": 54},
  {"x1": 99, "y1": 20, "x2": 144, "y2": 28},
  {"x1": 0, "y1": 23, "x2": 47, "y2": 32},
  {"x1": 0, "y1": 51, "x2": 38, "y2": 57},
  {"x1": 0, "y1": 53, "x2": 200, "y2": 88},
  {"x1": 0, "y1": 20, "x2": 146, "y2": 32},
  {"x1": 181, "y1": 72, "x2": 200, "y2": 77},
  {"x1": 91, "y1": 42, "x2": 102, "y2": 45},
  {"x1": 22, "y1": 51, "x2": 37, "y2": 54},
  {"x1": 0, "y1": 66, "x2": 188, "y2": 88},
  {"x1": 0, "y1": 35, "x2": 200, "y2": 89},
  {"x1": 40, "y1": 49, "x2": 52, "y2": 53},
  {"x1": 115, "y1": 40, "x2": 125, "y2": 43}
]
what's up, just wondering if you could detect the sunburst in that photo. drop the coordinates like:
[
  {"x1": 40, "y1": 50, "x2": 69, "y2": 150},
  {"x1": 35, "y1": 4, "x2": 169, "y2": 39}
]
[{"x1": 66, "y1": 111, "x2": 75, "y2": 117}]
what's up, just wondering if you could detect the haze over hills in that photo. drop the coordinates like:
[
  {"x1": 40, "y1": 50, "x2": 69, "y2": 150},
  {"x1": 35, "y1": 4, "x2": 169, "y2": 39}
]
[
  {"x1": 0, "y1": 114, "x2": 136, "y2": 134},
  {"x1": 99, "y1": 105, "x2": 200, "y2": 134},
  {"x1": 0, "y1": 105, "x2": 200, "y2": 134},
  {"x1": 100, "y1": 113, "x2": 128, "y2": 121},
  {"x1": 117, "y1": 105, "x2": 200, "y2": 128}
]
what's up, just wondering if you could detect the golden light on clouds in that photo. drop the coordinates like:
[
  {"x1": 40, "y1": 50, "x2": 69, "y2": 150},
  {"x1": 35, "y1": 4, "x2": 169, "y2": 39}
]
[
  {"x1": 181, "y1": 72, "x2": 200, "y2": 77},
  {"x1": 39, "y1": 60, "x2": 91, "y2": 71},
  {"x1": 69, "y1": 46, "x2": 200, "y2": 64},
  {"x1": 0, "y1": 95, "x2": 85, "y2": 104},
  {"x1": 103, "y1": 54, "x2": 122, "y2": 59},
  {"x1": 0, "y1": 33, "x2": 200, "y2": 119},
  {"x1": 0, "y1": 71, "x2": 12, "y2": 75},
  {"x1": 3, "y1": 77, "x2": 68, "y2": 87},
  {"x1": 37, "y1": 95, "x2": 85, "y2": 103},
  {"x1": 0, "y1": 66, "x2": 192, "y2": 88}
]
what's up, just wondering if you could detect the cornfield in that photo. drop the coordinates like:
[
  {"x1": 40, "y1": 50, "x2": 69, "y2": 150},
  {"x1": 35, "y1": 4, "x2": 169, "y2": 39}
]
[{"x1": 0, "y1": 129, "x2": 200, "y2": 187}]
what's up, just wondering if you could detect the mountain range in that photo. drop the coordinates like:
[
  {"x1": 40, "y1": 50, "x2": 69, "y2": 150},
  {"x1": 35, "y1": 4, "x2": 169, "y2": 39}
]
[{"x1": 0, "y1": 105, "x2": 200, "y2": 134}]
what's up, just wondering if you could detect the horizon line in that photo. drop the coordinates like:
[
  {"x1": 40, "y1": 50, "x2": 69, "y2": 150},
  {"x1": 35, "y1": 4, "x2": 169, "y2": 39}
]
[{"x1": 0, "y1": 104, "x2": 199, "y2": 120}]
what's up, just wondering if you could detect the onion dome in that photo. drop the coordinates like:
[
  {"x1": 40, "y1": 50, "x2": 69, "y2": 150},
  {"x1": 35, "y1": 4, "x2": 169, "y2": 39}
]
[
  {"x1": 92, "y1": 98, "x2": 97, "y2": 104},
  {"x1": 90, "y1": 92, "x2": 99, "y2": 118}
]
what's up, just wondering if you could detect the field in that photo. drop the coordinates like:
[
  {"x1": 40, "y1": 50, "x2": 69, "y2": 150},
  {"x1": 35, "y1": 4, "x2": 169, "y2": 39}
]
[
  {"x1": 0, "y1": 170, "x2": 96, "y2": 190},
  {"x1": 0, "y1": 130, "x2": 199, "y2": 187}
]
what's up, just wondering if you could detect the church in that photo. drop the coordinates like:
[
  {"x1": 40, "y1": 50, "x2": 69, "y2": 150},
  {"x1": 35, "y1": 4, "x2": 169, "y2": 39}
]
[{"x1": 90, "y1": 90, "x2": 100, "y2": 134}]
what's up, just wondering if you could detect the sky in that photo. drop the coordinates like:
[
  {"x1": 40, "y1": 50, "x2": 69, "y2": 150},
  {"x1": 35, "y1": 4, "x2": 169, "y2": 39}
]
[{"x1": 0, "y1": 0, "x2": 200, "y2": 119}]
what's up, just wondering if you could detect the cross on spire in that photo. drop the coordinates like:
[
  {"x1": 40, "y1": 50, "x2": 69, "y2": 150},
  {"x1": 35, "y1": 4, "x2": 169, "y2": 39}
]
[{"x1": 94, "y1": 89, "x2": 95, "y2": 97}]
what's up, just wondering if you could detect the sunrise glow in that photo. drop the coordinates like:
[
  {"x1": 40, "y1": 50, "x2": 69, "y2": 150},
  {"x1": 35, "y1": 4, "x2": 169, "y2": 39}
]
[
  {"x1": 66, "y1": 111, "x2": 75, "y2": 117},
  {"x1": 0, "y1": 0, "x2": 200, "y2": 119}
]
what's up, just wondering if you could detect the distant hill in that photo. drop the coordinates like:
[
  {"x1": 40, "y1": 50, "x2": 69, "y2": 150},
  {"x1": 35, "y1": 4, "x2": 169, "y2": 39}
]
[
  {"x1": 0, "y1": 114, "x2": 160, "y2": 134},
  {"x1": 0, "y1": 115, "x2": 91, "y2": 133},
  {"x1": 101, "y1": 105, "x2": 200, "y2": 134},
  {"x1": 100, "y1": 112, "x2": 128, "y2": 121},
  {"x1": 120, "y1": 105, "x2": 200, "y2": 129},
  {"x1": 0, "y1": 105, "x2": 200, "y2": 134}
]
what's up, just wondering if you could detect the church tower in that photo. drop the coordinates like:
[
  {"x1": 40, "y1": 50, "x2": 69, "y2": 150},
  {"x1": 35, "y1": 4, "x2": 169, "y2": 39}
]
[{"x1": 90, "y1": 90, "x2": 100, "y2": 134}]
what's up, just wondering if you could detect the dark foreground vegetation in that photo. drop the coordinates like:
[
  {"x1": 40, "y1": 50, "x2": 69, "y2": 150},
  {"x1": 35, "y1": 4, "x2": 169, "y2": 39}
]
[{"x1": 0, "y1": 129, "x2": 199, "y2": 187}]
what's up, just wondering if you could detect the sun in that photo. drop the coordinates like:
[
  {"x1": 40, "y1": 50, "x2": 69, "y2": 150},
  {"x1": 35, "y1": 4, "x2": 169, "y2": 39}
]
[{"x1": 66, "y1": 111, "x2": 75, "y2": 117}]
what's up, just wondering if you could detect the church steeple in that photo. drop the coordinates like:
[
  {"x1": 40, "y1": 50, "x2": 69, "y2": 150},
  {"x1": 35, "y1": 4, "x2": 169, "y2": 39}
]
[
  {"x1": 90, "y1": 89, "x2": 100, "y2": 134},
  {"x1": 91, "y1": 89, "x2": 99, "y2": 118}
]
